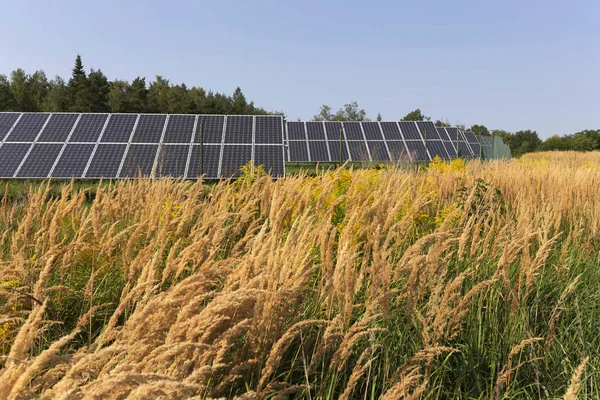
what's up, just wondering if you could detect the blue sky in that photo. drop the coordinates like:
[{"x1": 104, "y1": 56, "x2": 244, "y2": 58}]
[{"x1": 1, "y1": 0, "x2": 598, "y2": 138}]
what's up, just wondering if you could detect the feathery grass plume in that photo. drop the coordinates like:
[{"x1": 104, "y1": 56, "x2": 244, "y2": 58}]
[
  {"x1": 258, "y1": 320, "x2": 330, "y2": 392},
  {"x1": 495, "y1": 337, "x2": 544, "y2": 395},
  {"x1": 563, "y1": 357, "x2": 589, "y2": 400},
  {"x1": 1, "y1": 152, "x2": 600, "y2": 398}
]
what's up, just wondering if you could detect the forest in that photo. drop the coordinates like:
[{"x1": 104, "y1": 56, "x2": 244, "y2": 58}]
[{"x1": 0, "y1": 55, "x2": 598, "y2": 157}]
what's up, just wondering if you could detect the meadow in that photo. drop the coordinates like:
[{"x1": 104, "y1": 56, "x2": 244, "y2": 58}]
[{"x1": 0, "y1": 151, "x2": 599, "y2": 399}]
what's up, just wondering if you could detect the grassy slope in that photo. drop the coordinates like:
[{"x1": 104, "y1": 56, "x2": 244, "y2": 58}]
[{"x1": 0, "y1": 152, "x2": 599, "y2": 399}]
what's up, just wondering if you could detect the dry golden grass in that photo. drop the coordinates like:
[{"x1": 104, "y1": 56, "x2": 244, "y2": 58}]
[{"x1": 0, "y1": 151, "x2": 599, "y2": 398}]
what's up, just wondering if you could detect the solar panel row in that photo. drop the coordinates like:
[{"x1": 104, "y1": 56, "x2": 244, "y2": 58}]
[
  {"x1": 0, "y1": 113, "x2": 285, "y2": 179},
  {"x1": 285, "y1": 121, "x2": 453, "y2": 162}
]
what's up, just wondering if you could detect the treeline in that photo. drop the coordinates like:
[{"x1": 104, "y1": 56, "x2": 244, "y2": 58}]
[{"x1": 0, "y1": 55, "x2": 274, "y2": 115}]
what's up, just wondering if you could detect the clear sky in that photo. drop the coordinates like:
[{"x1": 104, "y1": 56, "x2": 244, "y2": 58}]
[{"x1": 1, "y1": 0, "x2": 598, "y2": 138}]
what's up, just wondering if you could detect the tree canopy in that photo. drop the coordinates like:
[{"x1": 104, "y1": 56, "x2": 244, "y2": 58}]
[{"x1": 0, "y1": 55, "x2": 273, "y2": 116}]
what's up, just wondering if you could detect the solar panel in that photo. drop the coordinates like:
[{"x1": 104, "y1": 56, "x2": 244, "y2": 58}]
[
  {"x1": 85, "y1": 144, "x2": 127, "y2": 178},
  {"x1": 221, "y1": 145, "x2": 252, "y2": 177},
  {"x1": 405, "y1": 141, "x2": 428, "y2": 161},
  {"x1": 463, "y1": 131, "x2": 481, "y2": 157},
  {"x1": 100, "y1": 114, "x2": 138, "y2": 142},
  {"x1": 131, "y1": 114, "x2": 167, "y2": 143},
  {"x1": 342, "y1": 122, "x2": 364, "y2": 140},
  {"x1": 51, "y1": 144, "x2": 96, "y2": 178},
  {"x1": 428, "y1": 141, "x2": 450, "y2": 161},
  {"x1": 37, "y1": 113, "x2": 79, "y2": 142},
  {"x1": 16, "y1": 143, "x2": 63, "y2": 178},
  {"x1": 155, "y1": 144, "x2": 190, "y2": 177},
  {"x1": 255, "y1": 116, "x2": 283, "y2": 144},
  {"x1": 362, "y1": 122, "x2": 384, "y2": 140},
  {"x1": 224, "y1": 116, "x2": 253, "y2": 144},
  {"x1": 308, "y1": 141, "x2": 330, "y2": 162},
  {"x1": 254, "y1": 145, "x2": 285, "y2": 177},
  {"x1": 0, "y1": 143, "x2": 31, "y2": 177},
  {"x1": 287, "y1": 122, "x2": 306, "y2": 140},
  {"x1": 288, "y1": 141, "x2": 309, "y2": 162},
  {"x1": 398, "y1": 122, "x2": 422, "y2": 140},
  {"x1": 387, "y1": 141, "x2": 409, "y2": 161},
  {"x1": 380, "y1": 122, "x2": 402, "y2": 140},
  {"x1": 306, "y1": 122, "x2": 326, "y2": 140},
  {"x1": 163, "y1": 115, "x2": 196, "y2": 144},
  {"x1": 437, "y1": 128, "x2": 457, "y2": 159},
  {"x1": 69, "y1": 114, "x2": 109, "y2": 142},
  {"x1": 195, "y1": 115, "x2": 225, "y2": 144},
  {"x1": 415, "y1": 121, "x2": 440, "y2": 140},
  {"x1": 324, "y1": 122, "x2": 344, "y2": 141},
  {"x1": 0, "y1": 113, "x2": 22, "y2": 140},
  {"x1": 328, "y1": 141, "x2": 350, "y2": 162},
  {"x1": 119, "y1": 144, "x2": 159, "y2": 177},
  {"x1": 6, "y1": 113, "x2": 50, "y2": 142},
  {"x1": 187, "y1": 144, "x2": 221, "y2": 179},
  {"x1": 347, "y1": 141, "x2": 370, "y2": 162},
  {"x1": 367, "y1": 141, "x2": 390, "y2": 161}
]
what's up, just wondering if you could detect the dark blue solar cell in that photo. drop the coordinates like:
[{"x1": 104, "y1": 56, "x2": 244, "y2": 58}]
[
  {"x1": 187, "y1": 144, "x2": 221, "y2": 179},
  {"x1": 386, "y1": 141, "x2": 409, "y2": 161},
  {"x1": 324, "y1": 122, "x2": 344, "y2": 140},
  {"x1": 398, "y1": 122, "x2": 422, "y2": 140},
  {"x1": 221, "y1": 145, "x2": 252, "y2": 177},
  {"x1": 163, "y1": 115, "x2": 196, "y2": 144},
  {"x1": 85, "y1": 144, "x2": 127, "y2": 178},
  {"x1": 131, "y1": 114, "x2": 167, "y2": 143},
  {"x1": 195, "y1": 115, "x2": 225, "y2": 144},
  {"x1": 255, "y1": 116, "x2": 283, "y2": 144},
  {"x1": 287, "y1": 122, "x2": 306, "y2": 140},
  {"x1": 16, "y1": 144, "x2": 63, "y2": 178},
  {"x1": 37, "y1": 113, "x2": 79, "y2": 142},
  {"x1": 427, "y1": 141, "x2": 450, "y2": 161},
  {"x1": 0, "y1": 143, "x2": 31, "y2": 177},
  {"x1": 69, "y1": 114, "x2": 109, "y2": 142},
  {"x1": 224, "y1": 116, "x2": 253, "y2": 144},
  {"x1": 342, "y1": 122, "x2": 363, "y2": 140},
  {"x1": 327, "y1": 141, "x2": 350, "y2": 162},
  {"x1": 288, "y1": 141, "x2": 309, "y2": 162},
  {"x1": 6, "y1": 113, "x2": 50, "y2": 142},
  {"x1": 51, "y1": 144, "x2": 96, "y2": 178},
  {"x1": 416, "y1": 121, "x2": 440, "y2": 140},
  {"x1": 362, "y1": 122, "x2": 384, "y2": 140},
  {"x1": 306, "y1": 122, "x2": 326, "y2": 140},
  {"x1": 0, "y1": 113, "x2": 21, "y2": 141},
  {"x1": 367, "y1": 141, "x2": 390, "y2": 161},
  {"x1": 380, "y1": 122, "x2": 402, "y2": 140},
  {"x1": 308, "y1": 141, "x2": 330, "y2": 162},
  {"x1": 119, "y1": 144, "x2": 159, "y2": 177},
  {"x1": 347, "y1": 141, "x2": 369, "y2": 162},
  {"x1": 155, "y1": 145, "x2": 190, "y2": 178},
  {"x1": 254, "y1": 145, "x2": 285, "y2": 177},
  {"x1": 405, "y1": 141, "x2": 428, "y2": 161},
  {"x1": 100, "y1": 114, "x2": 138, "y2": 143}
]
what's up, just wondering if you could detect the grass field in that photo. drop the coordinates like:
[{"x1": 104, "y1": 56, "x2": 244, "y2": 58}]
[{"x1": 0, "y1": 151, "x2": 599, "y2": 399}]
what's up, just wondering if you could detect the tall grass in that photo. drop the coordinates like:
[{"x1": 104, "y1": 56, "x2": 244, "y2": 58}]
[{"x1": 0, "y1": 151, "x2": 599, "y2": 399}]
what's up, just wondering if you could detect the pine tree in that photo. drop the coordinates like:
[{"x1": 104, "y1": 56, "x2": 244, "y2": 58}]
[
  {"x1": 377, "y1": 113, "x2": 382, "y2": 122},
  {"x1": 231, "y1": 87, "x2": 247, "y2": 114},
  {"x1": 10, "y1": 69, "x2": 32, "y2": 111},
  {"x1": 88, "y1": 69, "x2": 110, "y2": 112},
  {"x1": 68, "y1": 54, "x2": 91, "y2": 112},
  {"x1": 43, "y1": 76, "x2": 69, "y2": 112},
  {"x1": 0, "y1": 74, "x2": 15, "y2": 111}
]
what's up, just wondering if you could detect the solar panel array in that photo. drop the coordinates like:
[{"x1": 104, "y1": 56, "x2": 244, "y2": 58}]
[
  {"x1": 286, "y1": 120, "x2": 455, "y2": 163},
  {"x1": 0, "y1": 113, "x2": 285, "y2": 179}
]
